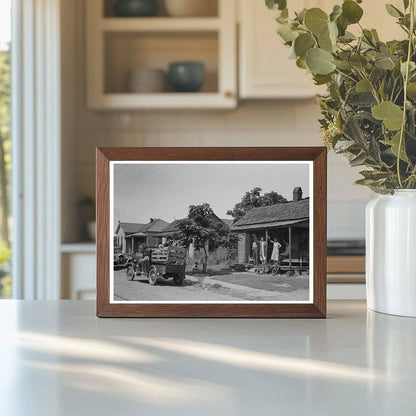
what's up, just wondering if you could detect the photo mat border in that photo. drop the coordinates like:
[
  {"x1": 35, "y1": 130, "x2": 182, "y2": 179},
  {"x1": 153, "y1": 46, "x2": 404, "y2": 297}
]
[
  {"x1": 96, "y1": 147, "x2": 327, "y2": 318},
  {"x1": 109, "y1": 161, "x2": 314, "y2": 305}
]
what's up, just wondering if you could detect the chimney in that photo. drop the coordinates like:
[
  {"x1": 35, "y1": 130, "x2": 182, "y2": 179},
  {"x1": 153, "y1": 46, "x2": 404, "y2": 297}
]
[
  {"x1": 293, "y1": 187, "x2": 302, "y2": 202},
  {"x1": 150, "y1": 218, "x2": 154, "y2": 223}
]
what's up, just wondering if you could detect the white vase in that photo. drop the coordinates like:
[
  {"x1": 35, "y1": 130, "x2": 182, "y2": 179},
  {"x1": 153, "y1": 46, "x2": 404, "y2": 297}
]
[{"x1": 366, "y1": 190, "x2": 416, "y2": 317}]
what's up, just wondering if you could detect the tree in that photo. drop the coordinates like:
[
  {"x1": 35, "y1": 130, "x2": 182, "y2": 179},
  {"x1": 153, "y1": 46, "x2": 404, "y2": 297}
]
[
  {"x1": 176, "y1": 203, "x2": 233, "y2": 273},
  {"x1": 227, "y1": 188, "x2": 288, "y2": 222},
  {"x1": 0, "y1": 46, "x2": 10, "y2": 248}
]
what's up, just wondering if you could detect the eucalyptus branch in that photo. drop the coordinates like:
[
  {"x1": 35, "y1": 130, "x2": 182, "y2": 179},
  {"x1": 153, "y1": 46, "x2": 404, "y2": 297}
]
[{"x1": 397, "y1": 0, "x2": 415, "y2": 188}]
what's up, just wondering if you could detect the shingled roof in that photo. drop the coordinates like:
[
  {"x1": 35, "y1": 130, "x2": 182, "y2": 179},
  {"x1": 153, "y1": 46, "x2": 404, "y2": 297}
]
[
  {"x1": 139, "y1": 219, "x2": 170, "y2": 233},
  {"x1": 116, "y1": 222, "x2": 145, "y2": 235},
  {"x1": 232, "y1": 198, "x2": 309, "y2": 229}
]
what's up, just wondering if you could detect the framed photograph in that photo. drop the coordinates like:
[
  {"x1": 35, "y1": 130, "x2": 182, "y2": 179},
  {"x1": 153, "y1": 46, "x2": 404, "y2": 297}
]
[{"x1": 96, "y1": 147, "x2": 327, "y2": 318}]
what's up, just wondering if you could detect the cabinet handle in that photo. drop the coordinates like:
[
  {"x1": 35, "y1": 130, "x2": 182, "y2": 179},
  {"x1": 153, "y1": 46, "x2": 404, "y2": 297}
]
[{"x1": 225, "y1": 91, "x2": 234, "y2": 98}]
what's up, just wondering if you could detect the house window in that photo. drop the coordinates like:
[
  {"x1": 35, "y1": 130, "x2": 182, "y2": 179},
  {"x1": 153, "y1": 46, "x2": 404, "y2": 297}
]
[{"x1": 0, "y1": 0, "x2": 11, "y2": 298}]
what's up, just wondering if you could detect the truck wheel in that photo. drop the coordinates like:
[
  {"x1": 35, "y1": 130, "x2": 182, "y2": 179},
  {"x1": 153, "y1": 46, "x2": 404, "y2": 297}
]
[
  {"x1": 173, "y1": 274, "x2": 184, "y2": 286},
  {"x1": 148, "y1": 267, "x2": 158, "y2": 285},
  {"x1": 126, "y1": 266, "x2": 135, "y2": 281}
]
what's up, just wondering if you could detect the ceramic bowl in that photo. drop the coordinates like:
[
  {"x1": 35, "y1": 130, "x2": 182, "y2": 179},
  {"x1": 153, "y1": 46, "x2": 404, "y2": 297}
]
[
  {"x1": 164, "y1": 0, "x2": 217, "y2": 17},
  {"x1": 168, "y1": 62, "x2": 205, "y2": 93},
  {"x1": 127, "y1": 68, "x2": 167, "y2": 93},
  {"x1": 114, "y1": 0, "x2": 158, "y2": 17}
]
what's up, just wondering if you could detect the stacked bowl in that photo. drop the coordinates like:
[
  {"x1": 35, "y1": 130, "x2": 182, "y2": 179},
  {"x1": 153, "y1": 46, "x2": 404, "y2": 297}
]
[{"x1": 127, "y1": 68, "x2": 167, "y2": 93}]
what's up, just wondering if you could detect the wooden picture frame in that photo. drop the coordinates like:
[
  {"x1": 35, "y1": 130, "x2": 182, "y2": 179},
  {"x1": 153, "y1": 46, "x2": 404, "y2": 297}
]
[{"x1": 96, "y1": 147, "x2": 327, "y2": 318}]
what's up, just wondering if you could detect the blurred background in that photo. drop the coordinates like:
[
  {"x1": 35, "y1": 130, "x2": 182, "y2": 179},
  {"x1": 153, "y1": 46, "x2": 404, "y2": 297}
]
[{"x1": 1, "y1": 0, "x2": 404, "y2": 300}]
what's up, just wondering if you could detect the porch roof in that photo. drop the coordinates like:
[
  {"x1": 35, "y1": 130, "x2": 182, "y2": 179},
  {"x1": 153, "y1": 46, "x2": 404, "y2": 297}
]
[{"x1": 231, "y1": 218, "x2": 308, "y2": 231}]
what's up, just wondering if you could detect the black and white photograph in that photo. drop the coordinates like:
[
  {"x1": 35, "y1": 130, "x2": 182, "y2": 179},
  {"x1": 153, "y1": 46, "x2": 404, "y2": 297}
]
[{"x1": 110, "y1": 161, "x2": 313, "y2": 303}]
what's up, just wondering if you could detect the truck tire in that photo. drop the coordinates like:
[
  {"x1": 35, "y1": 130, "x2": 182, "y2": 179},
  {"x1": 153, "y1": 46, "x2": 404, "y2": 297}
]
[
  {"x1": 126, "y1": 266, "x2": 135, "y2": 281},
  {"x1": 148, "y1": 267, "x2": 158, "y2": 285},
  {"x1": 173, "y1": 274, "x2": 185, "y2": 286}
]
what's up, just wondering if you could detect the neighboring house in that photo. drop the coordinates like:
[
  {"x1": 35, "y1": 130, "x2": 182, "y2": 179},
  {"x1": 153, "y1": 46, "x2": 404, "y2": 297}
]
[
  {"x1": 114, "y1": 222, "x2": 145, "y2": 253},
  {"x1": 115, "y1": 219, "x2": 169, "y2": 253},
  {"x1": 231, "y1": 187, "x2": 310, "y2": 266},
  {"x1": 115, "y1": 213, "x2": 232, "y2": 255}
]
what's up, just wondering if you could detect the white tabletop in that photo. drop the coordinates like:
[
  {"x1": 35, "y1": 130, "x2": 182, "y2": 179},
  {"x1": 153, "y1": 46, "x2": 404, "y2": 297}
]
[{"x1": 0, "y1": 300, "x2": 415, "y2": 416}]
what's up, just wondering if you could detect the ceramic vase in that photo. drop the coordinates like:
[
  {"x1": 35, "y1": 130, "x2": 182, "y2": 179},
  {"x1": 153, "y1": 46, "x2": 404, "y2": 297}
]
[{"x1": 366, "y1": 190, "x2": 416, "y2": 317}]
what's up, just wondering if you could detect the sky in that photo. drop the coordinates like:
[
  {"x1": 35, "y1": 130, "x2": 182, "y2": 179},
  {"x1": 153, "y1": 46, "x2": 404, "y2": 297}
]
[
  {"x1": 113, "y1": 162, "x2": 310, "y2": 224},
  {"x1": 0, "y1": 0, "x2": 11, "y2": 50}
]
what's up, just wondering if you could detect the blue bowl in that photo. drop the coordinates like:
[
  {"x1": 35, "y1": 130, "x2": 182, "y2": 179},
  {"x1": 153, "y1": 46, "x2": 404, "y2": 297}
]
[
  {"x1": 114, "y1": 0, "x2": 158, "y2": 17},
  {"x1": 169, "y1": 62, "x2": 205, "y2": 93}
]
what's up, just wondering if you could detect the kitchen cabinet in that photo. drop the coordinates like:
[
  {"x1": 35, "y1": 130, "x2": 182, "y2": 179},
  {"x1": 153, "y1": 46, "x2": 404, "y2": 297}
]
[
  {"x1": 238, "y1": 0, "x2": 404, "y2": 99},
  {"x1": 86, "y1": 0, "x2": 237, "y2": 109},
  {"x1": 239, "y1": 0, "x2": 324, "y2": 99}
]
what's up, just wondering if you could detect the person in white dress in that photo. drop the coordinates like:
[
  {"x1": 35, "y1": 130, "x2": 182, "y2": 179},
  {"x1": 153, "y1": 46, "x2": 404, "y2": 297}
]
[
  {"x1": 259, "y1": 237, "x2": 268, "y2": 263},
  {"x1": 269, "y1": 237, "x2": 282, "y2": 263}
]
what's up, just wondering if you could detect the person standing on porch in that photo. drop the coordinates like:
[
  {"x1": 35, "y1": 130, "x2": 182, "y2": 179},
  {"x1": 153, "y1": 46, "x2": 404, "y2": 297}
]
[
  {"x1": 252, "y1": 236, "x2": 259, "y2": 264},
  {"x1": 259, "y1": 237, "x2": 267, "y2": 264},
  {"x1": 269, "y1": 237, "x2": 282, "y2": 263}
]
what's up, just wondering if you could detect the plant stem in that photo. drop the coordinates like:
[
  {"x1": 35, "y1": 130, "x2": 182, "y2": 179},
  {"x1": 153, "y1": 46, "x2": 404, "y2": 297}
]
[{"x1": 397, "y1": 0, "x2": 415, "y2": 188}]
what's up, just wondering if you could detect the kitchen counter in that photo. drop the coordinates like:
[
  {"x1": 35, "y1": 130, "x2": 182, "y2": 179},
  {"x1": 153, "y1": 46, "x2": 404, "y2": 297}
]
[{"x1": 0, "y1": 300, "x2": 415, "y2": 415}]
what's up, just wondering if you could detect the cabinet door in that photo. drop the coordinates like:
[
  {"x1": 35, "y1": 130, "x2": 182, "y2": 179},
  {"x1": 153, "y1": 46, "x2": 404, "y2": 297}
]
[
  {"x1": 239, "y1": 0, "x2": 320, "y2": 99},
  {"x1": 238, "y1": 0, "x2": 403, "y2": 99}
]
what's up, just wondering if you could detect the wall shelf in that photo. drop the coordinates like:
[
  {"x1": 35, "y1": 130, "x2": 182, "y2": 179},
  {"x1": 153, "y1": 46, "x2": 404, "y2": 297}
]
[
  {"x1": 101, "y1": 17, "x2": 221, "y2": 32},
  {"x1": 86, "y1": 0, "x2": 236, "y2": 110}
]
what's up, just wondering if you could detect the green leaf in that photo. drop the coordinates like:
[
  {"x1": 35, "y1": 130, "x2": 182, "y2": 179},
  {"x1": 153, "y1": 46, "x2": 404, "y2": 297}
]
[
  {"x1": 266, "y1": 0, "x2": 287, "y2": 11},
  {"x1": 336, "y1": 15, "x2": 348, "y2": 36},
  {"x1": 277, "y1": 23, "x2": 299, "y2": 42},
  {"x1": 372, "y1": 101, "x2": 403, "y2": 130},
  {"x1": 330, "y1": 5, "x2": 343, "y2": 22},
  {"x1": 334, "y1": 139, "x2": 355, "y2": 152},
  {"x1": 342, "y1": 0, "x2": 363, "y2": 24},
  {"x1": 340, "y1": 31, "x2": 356, "y2": 42},
  {"x1": 371, "y1": 29, "x2": 380, "y2": 42},
  {"x1": 350, "y1": 53, "x2": 368, "y2": 69},
  {"x1": 375, "y1": 56, "x2": 395, "y2": 70},
  {"x1": 333, "y1": 59, "x2": 353, "y2": 70},
  {"x1": 296, "y1": 57, "x2": 307, "y2": 69},
  {"x1": 356, "y1": 178, "x2": 377, "y2": 185},
  {"x1": 350, "y1": 152, "x2": 368, "y2": 167},
  {"x1": 356, "y1": 79, "x2": 372, "y2": 92},
  {"x1": 313, "y1": 74, "x2": 332, "y2": 85},
  {"x1": 382, "y1": 132, "x2": 409, "y2": 162},
  {"x1": 294, "y1": 33, "x2": 315, "y2": 57},
  {"x1": 407, "y1": 82, "x2": 416, "y2": 99},
  {"x1": 306, "y1": 48, "x2": 335, "y2": 75},
  {"x1": 318, "y1": 32, "x2": 333, "y2": 52},
  {"x1": 304, "y1": 8, "x2": 329, "y2": 35},
  {"x1": 385, "y1": 4, "x2": 403, "y2": 18},
  {"x1": 403, "y1": 0, "x2": 410, "y2": 9}
]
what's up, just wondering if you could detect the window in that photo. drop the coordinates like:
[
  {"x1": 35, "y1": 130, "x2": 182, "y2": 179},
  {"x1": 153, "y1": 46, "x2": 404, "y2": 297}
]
[{"x1": 0, "y1": 0, "x2": 11, "y2": 298}]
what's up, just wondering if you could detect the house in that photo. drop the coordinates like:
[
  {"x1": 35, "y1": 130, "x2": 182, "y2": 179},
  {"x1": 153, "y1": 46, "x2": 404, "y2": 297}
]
[
  {"x1": 115, "y1": 219, "x2": 169, "y2": 253},
  {"x1": 231, "y1": 187, "x2": 309, "y2": 267},
  {"x1": 114, "y1": 222, "x2": 145, "y2": 253}
]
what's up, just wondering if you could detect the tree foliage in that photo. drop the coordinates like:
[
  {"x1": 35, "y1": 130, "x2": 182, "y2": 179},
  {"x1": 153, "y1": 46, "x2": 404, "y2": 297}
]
[
  {"x1": 176, "y1": 203, "x2": 236, "y2": 272},
  {"x1": 266, "y1": 0, "x2": 416, "y2": 193},
  {"x1": 227, "y1": 187, "x2": 288, "y2": 221}
]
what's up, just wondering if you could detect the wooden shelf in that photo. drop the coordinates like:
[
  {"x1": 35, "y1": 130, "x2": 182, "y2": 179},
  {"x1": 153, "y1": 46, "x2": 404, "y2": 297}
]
[
  {"x1": 101, "y1": 17, "x2": 221, "y2": 32},
  {"x1": 86, "y1": 0, "x2": 237, "y2": 110},
  {"x1": 61, "y1": 243, "x2": 96, "y2": 254},
  {"x1": 89, "y1": 92, "x2": 235, "y2": 110},
  {"x1": 327, "y1": 256, "x2": 365, "y2": 274}
]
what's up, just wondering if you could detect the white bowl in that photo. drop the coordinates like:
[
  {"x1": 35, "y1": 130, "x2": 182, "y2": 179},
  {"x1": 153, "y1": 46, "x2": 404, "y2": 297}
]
[
  {"x1": 127, "y1": 68, "x2": 167, "y2": 93},
  {"x1": 164, "y1": 0, "x2": 217, "y2": 17}
]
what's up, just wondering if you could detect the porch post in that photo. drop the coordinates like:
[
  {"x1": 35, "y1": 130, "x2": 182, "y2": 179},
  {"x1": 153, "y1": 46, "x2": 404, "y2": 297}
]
[{"x1": 288, "y1": 226, "x2": 292, "y2": 270}]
